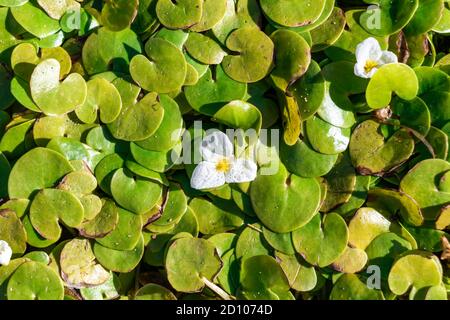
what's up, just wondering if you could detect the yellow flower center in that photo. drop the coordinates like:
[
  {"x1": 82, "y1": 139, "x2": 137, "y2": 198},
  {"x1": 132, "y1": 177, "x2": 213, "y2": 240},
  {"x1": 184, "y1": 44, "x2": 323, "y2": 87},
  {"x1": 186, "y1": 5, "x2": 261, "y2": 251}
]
[
  {"x1": 215, "y1": 158, "x2": 231, "y2": 173},
  {"x1": 364, "y1": 60, "x2": 379, "y2": 73}
]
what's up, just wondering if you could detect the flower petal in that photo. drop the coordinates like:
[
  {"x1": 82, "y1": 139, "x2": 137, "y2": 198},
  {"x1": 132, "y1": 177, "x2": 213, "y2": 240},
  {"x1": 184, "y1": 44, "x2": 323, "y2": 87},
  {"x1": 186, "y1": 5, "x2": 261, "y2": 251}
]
[
  {"x1": 225, "y1": 158, "x2": 257, "y2": 183},
  {"x1": 0, "y1": 240, "x2": 12, "y2": 266},
  {"x1": 200, "y1": 130, "x2": 234, "y2": 162},
  {"x1": 379, "y1": 50, "x2": 398, "y2": 65},
  {"x1": 190, "y1": 161, "x2": 226, "y2": 190},
  {"x1": 356, "y1": 37, "x2": 382, "y2": 62},
  {"x1": 354, "y1": 62, "x2": 369, "y2": 79}
]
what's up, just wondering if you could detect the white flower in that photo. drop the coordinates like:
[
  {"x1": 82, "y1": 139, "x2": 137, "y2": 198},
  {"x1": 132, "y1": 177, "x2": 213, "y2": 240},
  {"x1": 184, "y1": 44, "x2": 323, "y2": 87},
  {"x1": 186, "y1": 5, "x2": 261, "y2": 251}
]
[
  {"x1": 0, "y1": 240, "x2": 12, "y2": 266},
  {"x1": 190, "y1": 131, "x2": 257, "y2": 190},
  {"x1": 354, "y1": 37, "x2": 398, "y2": 79}
]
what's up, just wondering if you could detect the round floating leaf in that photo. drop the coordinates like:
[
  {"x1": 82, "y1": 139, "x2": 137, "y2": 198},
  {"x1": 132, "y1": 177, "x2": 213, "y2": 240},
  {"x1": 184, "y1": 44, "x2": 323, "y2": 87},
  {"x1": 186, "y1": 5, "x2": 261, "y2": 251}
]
[
  {"x1": 184, "y1": 65, "x2": 247, "y2": 116},
  {"x1": 8, "y1": 147, "x2": 73, "y2": 199},
  {"x1": 30, "y1": 188, "x2": 84, "y2": 241},
  {"x1": 78, "y1": 199, "x2": 119, "y2": 239},
  {"x1": 306, "y1": 116, "x2": 351, "y2": 155},
  {"x1": 130, "y1": 38, "x2": 186, "y2": 93},
  {"x1": 82, "y1": 27, "x2": 142, "y2": 75},
  {"x1": 60, "y1": 239, "x2": 110, "y2": 289},
  {"x1": 75, "y1": 78, "x2": 122, "y2": 124},
  {"x1": 156, "y1": 0, "x2": 202, "y2": 29},
  {"x1": 400, "y1": 159, "x2": 450, "y2": 220},
  {"x1": 262, "y1": 228, "x2": 295, "y2": 255},
  {"x1": 96, "y1": 206, "x2": 142, "y2": 251},
  {"x1": 348, "y1": 207, "x2": 391, "y2": 250},
  {"x1": 107, "y1": 92, "x2": 165, "y2": 142},
  {"x1": 289, "y1": 60, "x2": 325, "y2": 120},
  {"x1": 222, "y1": 27, "x2": 274, "y2": 83},
  {"x1": 184, "y1": 32, "x2": 227, "y2": 65},
  {"x1": 332, "y1": 247, "x2": 368, "y2": 274},
  {"x1": 365, "y1": 232, "x2": 412, "y2": 280},
  {"x1": 275, "y1": 252, "x2": 317, "y2": 292},
  {"x1": 366, "y1": 63, "x2": 419, "y2": 109},
  {"x1": 165, "y1": 237, "x2": 222, "y2": 293},
  {"x1": 110, "y1": 168, "x2": 162, "y2": 215},
  {"x1": 79, "y1": 272, "x2": 121, "y2": 300},
  {"x1": 235, "y1": 225, "x2": 272, "y2": 261},
  {"x1": 260, "y1": 0, "x2": 325, "y2": 28},
  {"x1": 189, "y1": 197, "x2": 244, "y2": 235},
  {"x1": 190, "y1": 0, "x2": 227, "y2": 32},
  {"x1": 212, "y1": 100, "x2": 262, "y2": 132},
  {"x1": 292, "y1": 212, "x2": 349, "y2": 267},
  {"x1": 134, "y1": 283, "x2": 177, "y2": 300},
  {"x1": 135, "y1": 94, "x2": 183, "y2": 152},
  {"x1": 0, "y1": 209, "x2": 27, "y2": 254},
  {"x1": 101, "y1": 0, "x2": 138, "y2": 32},
  {"x1": 367, "y1": 188, "x2": 424, "y2": 227},
  {"x1": 359, "y1": 0, "x2": 419, "y2": 36},
  {"x1": 239, "y1": 255, "x2": 292, "y2": 300},
  {"x1": 388, "y1": 250, "x2": 443, "y2": 296},
  {"x1": 270, "y1": 29, "x2": 311, "y2": 91},
  {"x1": 250, "y1": 164, "x2": 321, "y2": 233},
  {"x1": 93, "y1": 234, "x2": 144, "y2": 273},
  {"x1": 7, "y1": 261, "x2": 64, "y2": 300},
  {"x1": 30, "y1": 59, "x2": 87, "y2": 115},
  {"x1": 330, "y1": 274, "x2": 384, "y2": 300},
  {"x1": 349, "y1": 120, "x2": 415, "y2": 176},
  {"x1": 11, "y1": 0, "x2": 60, "y2": 38}
]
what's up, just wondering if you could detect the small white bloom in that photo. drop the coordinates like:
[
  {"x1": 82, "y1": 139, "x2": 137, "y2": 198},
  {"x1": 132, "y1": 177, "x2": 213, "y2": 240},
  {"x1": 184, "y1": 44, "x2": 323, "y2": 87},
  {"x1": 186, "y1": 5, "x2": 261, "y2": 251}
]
[
  {"x1": 0, "y1": 240, "x2": 12, "y2": 266},
  {"x1": 354, "y1": 37, "x2": 398, "y2": 79},
  {"x1": 190, "y1": 131, "x2": 257, "y2": 190}
]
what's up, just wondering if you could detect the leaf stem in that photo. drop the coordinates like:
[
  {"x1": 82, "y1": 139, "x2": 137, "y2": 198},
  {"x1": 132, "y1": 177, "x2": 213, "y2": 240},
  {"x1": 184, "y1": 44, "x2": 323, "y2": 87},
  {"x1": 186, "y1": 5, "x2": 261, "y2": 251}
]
[{"x1": 201, "y1": 276, "x2": 234, "y2": 300}]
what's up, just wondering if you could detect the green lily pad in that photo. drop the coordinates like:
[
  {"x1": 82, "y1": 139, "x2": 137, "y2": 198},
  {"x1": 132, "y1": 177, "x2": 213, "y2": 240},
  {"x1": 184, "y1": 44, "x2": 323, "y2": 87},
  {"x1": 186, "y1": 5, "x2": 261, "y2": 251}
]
[
  {"x1": 349, "y1": 120, "x2": 415, "y2": 176},
  {"x1": 332, "y1": 247, "x2": 368, "y2": 274},
  {"x1": 79, "y1": 272, "x2": 121, "y2": 300},
  {"x1": 239, "y1": 255, "x2": 293, "y2": 300},
  {"x1": 306, "y1": 116, "x2": 351, "y2": 155},
  {"x1": 110, "y1": 168, "x2": 162, "y2": 215},
  {"x1": 75, "y1": 78, "x2": 122, "y2": 124},
  {"x1": 359, "y1": 0, "x2": 419, "y2": 36},
  {"x1": 0, "y1": 209, "x2": 27, "y2": 254},
  {"x1": 400, "y1": 159, "x2": 450, "y2": 220},
  {"x1": 8, "y1": 147, "x2": 73, "y2": 199},
  {"x1": 275, "y1": 251, "x2": 317, "y2": 292},
  {"x1": 30, "y1": 59, "x2": 87, "y2": 115},
  {"x1": 60, "y1": 238, "x2": 110, "y2": 288},
  {"x1": 388, "y1": 250, "x2": 442, "y2": 296},
  {"x1": 330, "y1": 274, "x2": 384, "y2": 300},
  {"x1": 250, "y1": 164, "x2": 321, "y2": 233},
  {"x1": 101, "y1": 0, "x2": 138, "y2": 32},
  {"x1": 165, "y1": 237, "x2": 222, "y2": 293},
  {"x1": 78, "y1": 199, "x2": 119, "y2": 239},
  {"x1": 30, "y1": 188, "x2": 84, "y2": 241},
  {"x1": 222, "y1": 27, "x2": 274, "y2": 83},
  {"x1": 156, "y1": 0, "x2": 202, "y2": 29},
  {"x1": 11, "y1": 0, "x2": 60, "y2": 38},
  {"x1": 184, "y1": 32, "x2": 227, "y2": 65},
  {"x1": 130, "y1": 38, "x2": 186, "y2": 93},
  {"x1": 134, "y1": 283, "x2": 177, "y2": 300},
  {"x1": 96, "y1": 206, "x2": 142, "y2": 251},
  {"x1": 260, "y1": 0, "x2": 325, "y2": 28},
  {"x1": 184, "y1": 65, "x2": 247, "y2": 116},
  {"x1": 366, "y1": 63, "x2": 419, "y2": 109},
  {"x1": 107, "y1": 92, "x2": 165, "y2": 142},
  {"x1": 135, "y1": 94, "x2": 183, "y2": 152},
  {"x1": 189, "y1": 197, "x2": 244, "y2": 235},
  {"x1": 7, "y1": 261, "x2": 64, "y2": 300},
  {"x1": 93, "y1": 234, "x2": 144, "y2": 273},
  {"x1": 270, "y1": 29, "x2": 311, "y2": 91},
  {"x1": 190, "y1": 0, "x2": 227, "y2": 32},
  {"x1": 292, "y1": 212, "x2": 349, "y2": 267}
]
